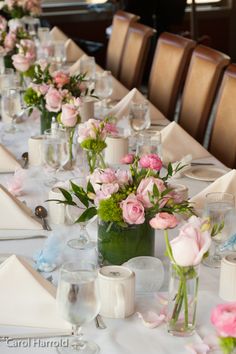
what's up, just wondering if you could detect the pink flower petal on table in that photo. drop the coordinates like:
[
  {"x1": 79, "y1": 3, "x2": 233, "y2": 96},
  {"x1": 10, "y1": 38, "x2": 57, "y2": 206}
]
[
  {"x1": 7, "y1": 168, "x2": 26, "y2": 196},
  {"x1": 203, "y1": 334, "x2": 220, "y2": 351},
  {"x1": 185, "y1": 343, "x2": 210, "y2": 354},
  {"x1": 137, "y1": 311, "x2": 166, "y2": 328}
]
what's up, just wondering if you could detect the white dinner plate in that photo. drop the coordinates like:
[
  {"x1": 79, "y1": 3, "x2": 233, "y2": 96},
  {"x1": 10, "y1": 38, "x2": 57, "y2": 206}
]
[{"x1": 184, "y1": 166, "x2": 226, "y2": 182}]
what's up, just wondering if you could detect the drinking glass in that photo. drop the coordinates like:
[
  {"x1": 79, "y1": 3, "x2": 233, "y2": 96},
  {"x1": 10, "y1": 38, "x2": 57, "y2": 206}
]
[
  {"x1": 0, "y1": 68, "x2": 15, "y2": 95},
  {"x1": 2, "y1": 89, "x2": 24, "y2": 133},
  {"x1": 56, "y1": 261, "x2": 100, "y2": 354},
  {"x1": 136, "y1": 130, "x2": 162, "y2": 158},
  {"x1": 23, "y1": 16, "x2": 40, "y2": 38},
  {"x1": 66, "y1": 177, "x2": 96, "y2": 250},
  {"x1": 38, "y1": 27, "x2": 50, "y2": 43},
  {"x1": 129, "y1": 100, "x2": 150, "y2": 152},
  {"x1": 54, "y1": 41, "x2": 67, "y2": 68},
  {"x1": 95, "y1": 71, "x2": 113, "y2": 108},
  {"x1": 203, "y1": 192, "x2": 235, "y2": 268},
  {"x1": 80, "y1": 56, "x2": 96, "y2": 87}
]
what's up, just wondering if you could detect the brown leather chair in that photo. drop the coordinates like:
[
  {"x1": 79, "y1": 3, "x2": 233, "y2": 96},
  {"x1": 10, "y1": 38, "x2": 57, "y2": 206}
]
[
  {"x1": 178, "y1": 45, "x2": 230, "y2": 143},
  {"x1": 106, "y1": 11, "x2": 139, "y2": 79},
  {"x1": 209, "y1": 64, "x2": 236, "y2": 168},
  {"x1": 119, "y1": 22, "x2": 156, "y2": 90},
  {"x1": 148, "y1": 32, "x2": 195, "y2": 121}
]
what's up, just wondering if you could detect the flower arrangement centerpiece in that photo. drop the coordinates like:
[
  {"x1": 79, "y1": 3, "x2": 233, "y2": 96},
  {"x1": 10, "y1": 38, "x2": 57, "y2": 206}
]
[
  {"x1": 150, "y1": 214, "x2": 211, "y2": 336},
  {"x1": 1, "y1": 0, "x2": 41, "y2": 19},
  {"x1": 0, "y1": 15, "x2": 35, "y2": 69},
  {"x1": 78, "y1": 117, "x2": 117, "y2": 173},
  {"x1": 56, "y1": 153, "x2": 193, "y2": 265},
  {"x1": 211, "y1": 303, "x2": 236, "y2": 354}
]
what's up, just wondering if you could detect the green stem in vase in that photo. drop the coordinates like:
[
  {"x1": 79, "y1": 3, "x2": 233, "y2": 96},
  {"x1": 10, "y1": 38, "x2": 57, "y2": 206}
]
[
  {"x1": 183, "y1": 276, "x2": 189, "y2": 329},
  {"x1": 68, "y1": 128, "x2": 75, "y2": 165}
]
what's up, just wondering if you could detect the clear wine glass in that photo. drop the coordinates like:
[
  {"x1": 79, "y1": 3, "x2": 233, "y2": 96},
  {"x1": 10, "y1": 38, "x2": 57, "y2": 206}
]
[
  {"x1": 56, "y1": 261, "x2": 100, "y2": 354},
  {"x1": 54, "y1": 40, "x2": 67, "y2": 69},
  {"x1": 129, "y1": 100, "x2": 150, "y2": 152},
  {"x1": 95, "y1": 71, "x2": 113, "y2": 110},
  {"x1": 2, "y1": 89, "x2": 24, "y2": 133},
  {"x1": 203, "y1": 192, "x2": 235, "y2": 268},
  {"x1": 66, "y1": 177, "x2": 96, "y2": 250},
  {"x1": 80, "y1": 56, "x2": 96, "y2": 89}
]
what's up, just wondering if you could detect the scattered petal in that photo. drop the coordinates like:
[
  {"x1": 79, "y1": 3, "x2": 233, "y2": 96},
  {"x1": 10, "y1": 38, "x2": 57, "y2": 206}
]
[
  {"x1": 136, "y1": 311, "x2": 166, "y2": 328},
  {"x1": 185, "y1": 342, "x2": 210, "y2": 354}
]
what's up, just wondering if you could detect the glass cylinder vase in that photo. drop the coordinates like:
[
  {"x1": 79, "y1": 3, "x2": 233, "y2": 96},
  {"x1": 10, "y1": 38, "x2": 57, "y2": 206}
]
[
  {"x1": 167, "y1": 262, "x2": 199, "y2": 337},
  {"x1": 98, "y1": 219, "x2": 155, "y2": 266},
  {"x1": 40, "y1": 110, "x2": 55, "y2": 134}
]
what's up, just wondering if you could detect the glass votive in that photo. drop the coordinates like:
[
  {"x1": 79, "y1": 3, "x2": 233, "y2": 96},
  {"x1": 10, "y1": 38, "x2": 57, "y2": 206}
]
[
  {"x1": 123, "y1": 256, "x2": 164, "y2": 294},
  {"x1": 136, "y1": 130, "x2": 162, "y2": 158}
]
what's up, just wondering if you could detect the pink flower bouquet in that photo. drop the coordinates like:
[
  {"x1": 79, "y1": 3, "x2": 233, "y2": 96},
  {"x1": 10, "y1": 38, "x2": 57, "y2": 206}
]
[
  {"x1": 211, "y1": 303, "x2": 236, "y2": 354},
  {"x1": 2, "y1": 0, "x2": 41, "y2": 19}
]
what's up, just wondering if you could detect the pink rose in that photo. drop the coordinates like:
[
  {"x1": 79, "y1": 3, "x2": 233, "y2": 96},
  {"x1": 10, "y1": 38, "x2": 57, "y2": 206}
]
[
  {"x1": 115, "y1": 169, "x2": 131, "y2": 186},
  {"x1": 150, "y1": 212, "x2": 178, "y2": 230},
  {"x1": 4, "y1": 32, "x2": 16, "y2": 52},
  {"x1": 53, "y1": 71, "x2": 70, "y2": 87},
  {"x1": 170, "y1": 216, "x2": 211, "y2": 267},
  {"x1": 137, "y1": 177, "x2": 166, "y2": 208},
  {"x1": 45, "y1": 87, "x2": 62, "y2": 113},
  {"x1": 12, "y1": 54, "x2": 31, "y2": 72},
  {"x1": 94, "y1": 183, "x2": 119, "y2": 206},
  {"x1": 211, "y1": 303, "x2": 236, "y2": 338},
  {"x1": 77, "y1": 119, "x2": 100, "y2": 143},
  {"x1": 120, "y1": 194, "x2": 145, "y2": 225},
  {"x1": 121, "y1": 153, "x2": 134, "y2": 164},
  {"x1": 61, "y1": 104, "x2": 79, "y2": 127},
  {"x1": 104, "y1": 122, "x2": 118, "y2": 136},
  {"x1": 30, "y1": 83, "x2": 49, "y2": 96},
  {"x1": 139, "y1": 154, "x2": 162, "y2": 171}
]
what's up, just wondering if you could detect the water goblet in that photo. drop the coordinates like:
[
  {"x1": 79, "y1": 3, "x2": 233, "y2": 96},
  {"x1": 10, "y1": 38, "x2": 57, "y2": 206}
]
[
  {"x1": 129, "y1": 100, "x2": 150, "y2": 152},
  {"x1": 80, "y1": 56, "x2": 96, "y2": 88},
  {"x1": 56, "y1": 261, "x2": 100, "y2": 354},
  {"x1": 54, "y1": 40, "x2": 67, "y2": 69},
  {"x1": 95, "y1": 71, "x2": 113, "y2": 114},
  {"x1": 136, "y1": 130, "x2": 162, "y2": 158},
  {"x1": 203, "y1": 192, "x2": 235, "y2": 268},
  {"x1": 2, "y1": 88, "x2": 24, "y2": 133}
]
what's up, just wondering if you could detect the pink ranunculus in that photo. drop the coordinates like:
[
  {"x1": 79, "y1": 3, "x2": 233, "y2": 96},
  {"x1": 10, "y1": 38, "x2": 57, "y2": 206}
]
[
  {"x1": 61, "y1": 103, "x2": 79, "y2": 127},
  {"x1": 211, "y1": 303, "x2": 236, "y2": 338},
  {"x1": 0, "y1": 16, "x2": 7, "y2": 32},
  {"x1": 139, "y1": 154, "x2": 162, "y2": 171},
  {"x1": 99, "y1": 168, "x2": 117, "y2": 184},
  {"x1": 12, "y1": 54, "x2": 31, "y2": 72},
  {"x1": 150, "y1": 212, "x2": 178, "y2": 230},
  {"x1": 170, "y1": 216, "x2": 211, "y2": 267},
  {"x1": 115, "y1": 169, "x2": 131, "y2": 186},
  {"x1": 53, "y1": 71, "x2": 70, "y2": 88},
  {"x1": 120, "y1": 194, "x2": 145, "y2": 225},
  {"x1": 104, "y1": 122, "x2": 118, "y2": 136},
  {"x1": 45, "y1": 87, "x2": 62, "y2": 113},
  {"x1": 121, "y1": 153, "x2": 134, "y2": 164},
  {"x1": 4, "y1": 32, "x2": 16, "y2": 52},
  {"x1": 137, "y1": 176, "x2": 166, "y2": 208}
]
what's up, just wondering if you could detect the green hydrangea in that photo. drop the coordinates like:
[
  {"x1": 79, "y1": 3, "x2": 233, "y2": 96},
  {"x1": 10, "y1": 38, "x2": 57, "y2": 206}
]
[
  {"x1": 97, "y1": 197, "x2": 123, "y2": 223},
  {"x1": 81, "y1": 139, "x2": 107, "y2": 154}
]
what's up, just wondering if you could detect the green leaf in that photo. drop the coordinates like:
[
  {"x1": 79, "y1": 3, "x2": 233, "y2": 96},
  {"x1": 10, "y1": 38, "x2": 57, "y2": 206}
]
[
  {"x1": 167, "y1": 163, "x2": 173, "y2": 176},
  {"x1": 75, "y1": 207, "x2": 97, "y2": 223},
  {"x1": 58, "y1": 188, "x2": 73, "y2": 203},
  {"x1": 87, "y1": 180, "x2": 95, "y2": 194},
  {"x1": 153, "y1": 183, "x2": 159, "y2": 198},
  {"x1": 70, "y1": 181, "x2": 89, "y2": 208}
]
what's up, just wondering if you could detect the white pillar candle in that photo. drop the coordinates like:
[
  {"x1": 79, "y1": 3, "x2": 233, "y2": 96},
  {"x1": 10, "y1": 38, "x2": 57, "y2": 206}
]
[
  {"x1": 98, "y1": 266, "x2": 135, "y2": 318},
  {"x1": 79, "y1": 97, "x2": 95, "y2": 122},
  {"x1": 48, "y1": 187, "x2": 66, "y2": 225},
  {"x1": 104, "y1": 136, "x2": 129, "y2": 165},
  {"x1": 219, "y1": 254, "x2": 236, "y2": 301},
  {"x1": 28, "y1": 135, "x2": 44, "y2": 166}
]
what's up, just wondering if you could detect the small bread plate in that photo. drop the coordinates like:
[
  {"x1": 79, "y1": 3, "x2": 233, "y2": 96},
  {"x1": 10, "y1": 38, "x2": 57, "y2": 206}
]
[{"x1": 184, "y1": 166, "x2": 226, "y2": 182}]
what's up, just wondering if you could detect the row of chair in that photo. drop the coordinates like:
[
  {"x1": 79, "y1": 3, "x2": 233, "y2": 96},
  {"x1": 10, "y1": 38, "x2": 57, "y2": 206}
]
[{"x1": 106, "y1": 11, "x2": 236, "y2": 169}]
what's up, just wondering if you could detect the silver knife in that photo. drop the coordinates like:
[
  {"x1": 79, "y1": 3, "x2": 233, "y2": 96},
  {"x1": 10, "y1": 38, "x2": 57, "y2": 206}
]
[{"x1": 0, "y1": 235, "x2": 48, "y2": 241}]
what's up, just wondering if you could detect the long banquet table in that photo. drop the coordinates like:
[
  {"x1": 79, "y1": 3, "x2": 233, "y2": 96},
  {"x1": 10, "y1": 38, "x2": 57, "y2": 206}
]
[{"x1": 0, "y1": 44, "x2": 231, "y2": 354}]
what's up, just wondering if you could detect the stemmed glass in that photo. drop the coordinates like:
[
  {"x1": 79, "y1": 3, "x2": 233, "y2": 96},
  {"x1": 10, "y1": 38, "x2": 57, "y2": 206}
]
[
  {"x1": 66, "y1": 177, "x2": 96, "y2": 250},
  {"x1": 56, "y1": 261, "x2": 100, "y2": 354},
  {"x1": 80, "y1": 56, "x2": 96, "y2": 89},
  {"x1": 2, "y1": 89, "x2": 24, "y2": 133},
  {"x1": 54, "y1": 41, "x2": 67, "y2": 69},
  {"x1": 95, "y1": 71, "x2": 113, "y2": 113},
  {"x1": 129, "y1": 100, "x2": 150, "y2": 152},
  {"x1": 203, "y1": 192, "x2": 235, "y2": 268}
]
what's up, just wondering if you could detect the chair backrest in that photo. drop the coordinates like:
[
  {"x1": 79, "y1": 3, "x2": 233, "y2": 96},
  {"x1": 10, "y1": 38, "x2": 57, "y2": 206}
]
[
  {"x1": 178, "y1": 45, "x2": 230, "y2": 143},
  {"x1": 209, "y1": 64, "x2": 236, "y2": 168},
  {"x1": 119, "y1": 22, "x2": 155, "y2": 90},
  {"x1": 106, "y1": 10, "x2": 139, "y2": 78},
  {"x1": 148, "y1": 32, "x2": 195, "y2": 121}
]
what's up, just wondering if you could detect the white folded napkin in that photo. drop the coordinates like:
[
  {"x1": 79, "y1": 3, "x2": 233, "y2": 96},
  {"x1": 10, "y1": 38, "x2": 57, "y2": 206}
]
[
  {"x1": 108, "y1": 88, "x2": 166, "y2": 124},
  {"x1": 50, "y1": 26, "x2": 68, "y2": 42},
  {"x1": 0, "y1": 184, "x2": 42, "y2": 230},
  {"x1": 69, "y1": 54, "x2": 88, "y2": 75},
  {"x1": 65, "y1": 38, "x2": 85, "y2": 63},
  {"x1": 161, "y1": 122, "x2": 211, "y2": 166},
  {"x1": 190, "y1": 169, "x2": 236, "y2": 210},
  {"x1": 0, "y1": 255, "x2": 71, "y2": 330},
  {"x1": 0, "y1": 144, "x2": 21, "y2": 173}
]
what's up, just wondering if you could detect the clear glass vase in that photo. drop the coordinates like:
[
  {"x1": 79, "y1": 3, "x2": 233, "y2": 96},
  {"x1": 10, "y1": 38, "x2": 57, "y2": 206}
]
[
  {"x1": 98, "y1": 219, "x2": 155, "y2": 266},
  {"x1": 167, "y1": 262, "x2": 199, "y2": 337},
  {"x1": 40, "y1": 110, "x2": 54, "y2": 134}
]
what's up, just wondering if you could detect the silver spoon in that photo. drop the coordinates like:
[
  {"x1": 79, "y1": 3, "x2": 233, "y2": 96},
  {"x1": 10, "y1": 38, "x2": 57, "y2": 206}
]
[
  {"x1": 21, "y1": 152, "x2": 28, "y2": 168},
  {"x1": 35, "y1": 206, "x2": 51, "y2": 231}
]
